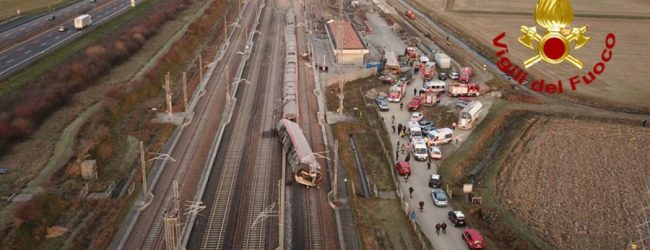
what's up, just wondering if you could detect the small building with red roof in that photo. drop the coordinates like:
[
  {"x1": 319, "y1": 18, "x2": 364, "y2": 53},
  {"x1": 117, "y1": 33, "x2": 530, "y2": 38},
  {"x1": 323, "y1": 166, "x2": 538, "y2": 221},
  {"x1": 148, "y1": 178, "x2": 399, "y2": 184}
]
[{"x1": 325, "y1": 19, "x2": 369, "y2": 65}]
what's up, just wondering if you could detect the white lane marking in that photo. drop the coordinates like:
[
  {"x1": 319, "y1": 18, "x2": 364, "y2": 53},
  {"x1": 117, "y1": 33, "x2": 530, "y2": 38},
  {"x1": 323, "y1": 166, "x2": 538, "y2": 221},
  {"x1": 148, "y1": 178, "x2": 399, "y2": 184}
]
[
  {"x1": 4, "y1": 33, "x2": 11, "y2": 37},
  {"x1": 16, "y1": 47, "x2": 24, "y2": 51},
  {"x1": 19, "y1": 27, "x2": 25, "y2": 31},
  {"x1": 55, "y1": 35, "x2": 60, "y2": 39},
  {"x1": 41, "y1": 42, "x2": 48, "y2": 46},
  {"x1": 6, "y1": 58, "x2": 15, "y2": 64},
  {"x1": 25, "y1": 50, "x2": 32, "y2": 54}
]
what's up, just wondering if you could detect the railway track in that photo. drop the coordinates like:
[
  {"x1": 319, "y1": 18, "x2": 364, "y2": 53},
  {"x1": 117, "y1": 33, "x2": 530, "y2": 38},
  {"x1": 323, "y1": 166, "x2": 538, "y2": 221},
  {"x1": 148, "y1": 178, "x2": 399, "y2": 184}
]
[
  {"x1": 190, "y1": 0, "x2": 285, "y2": 249},
  {"x1": 291, "y1": 0, "x2": 333, "y2": 249}
]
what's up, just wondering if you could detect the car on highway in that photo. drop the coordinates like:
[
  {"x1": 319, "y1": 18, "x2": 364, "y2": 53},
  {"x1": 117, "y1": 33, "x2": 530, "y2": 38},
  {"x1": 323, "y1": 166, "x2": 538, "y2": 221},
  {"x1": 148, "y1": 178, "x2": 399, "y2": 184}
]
[
  {"x1": 58, "y1": 26, "x2": 67, "y2": 32},
  {"x1": 408, "y1": 96, "x2": 421, "y2": 111},
  {"x1": 375, "y1": 95, "x2": 389, "y2": 111},
  {"x1": 48, "y1": 15, "x2": 56, "y2": 21},
  {"x1": 431, "y1": 188, "x2": 448, "y2": 207},
  {"x1": 462, "y1": 228, "x2": 487, "y2": 249},
  {"x1": 438, "y1": 72, "x2": 448, "y2": 81},
  {"x1": 450, "y1": 71, "x2": 460, "y2": 80},
  {"x1": 395, "y1": 161, "x2": 411, "y2": 175},
  {"x1": 429, "y1": 174, "x2": 441, "y2": 188},
  {"x1": 428, "y1": 145, "x2": 442, "y2": 160},
  {"x1": 448, "y1": 210, "x2": 467, "y2": 227},
  {"x1": 410, "y1": 112, "x2": 423, "y2": 122}
]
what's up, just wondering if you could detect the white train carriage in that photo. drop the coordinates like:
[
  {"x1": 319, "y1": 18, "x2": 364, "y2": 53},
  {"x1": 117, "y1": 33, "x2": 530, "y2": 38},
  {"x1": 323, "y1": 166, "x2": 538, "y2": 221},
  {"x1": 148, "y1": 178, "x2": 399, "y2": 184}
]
[
  {"x1": 286, "y1": 8, "x2": 295, "y2": 25},
  {"x1": 277, "y1": 119, "x2": 321, "y2": 186},
  {"x1": 283, "y1": 97, "x2": 298, "y2": 122}
]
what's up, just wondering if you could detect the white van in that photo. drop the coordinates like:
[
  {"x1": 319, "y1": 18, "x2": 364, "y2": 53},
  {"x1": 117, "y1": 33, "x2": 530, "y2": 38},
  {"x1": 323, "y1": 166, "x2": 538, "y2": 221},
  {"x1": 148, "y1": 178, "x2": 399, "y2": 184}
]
[
  {"x1": 421, "y1": 80, "x2": 446, "y2": 93},
  {"x1": 410, "y1": 125, "x2": 423, "y2": 139},
  {"x1": 428, "y1": 128, "x2": 453, "y2": 145},
  {"x1": 412, "y1": 138, "x2": 428, "y2": 161},
  {"x1": 458, "y1": 101, "x2": 483, "y2": 129}
]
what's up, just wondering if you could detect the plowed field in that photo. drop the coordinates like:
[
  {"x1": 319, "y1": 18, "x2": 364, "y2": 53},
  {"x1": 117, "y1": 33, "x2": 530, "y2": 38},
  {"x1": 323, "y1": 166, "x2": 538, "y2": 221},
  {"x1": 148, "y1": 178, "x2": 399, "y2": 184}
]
[{"x1": 497, "y1": 117, "x2": 650, "y2": 249}]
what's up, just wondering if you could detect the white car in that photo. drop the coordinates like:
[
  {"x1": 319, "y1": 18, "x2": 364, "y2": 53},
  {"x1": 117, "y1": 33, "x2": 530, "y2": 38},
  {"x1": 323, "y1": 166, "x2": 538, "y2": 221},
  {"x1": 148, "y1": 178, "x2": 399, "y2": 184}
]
[
  {"x1": 431, "y1": 188, "x2": 448, "y2": 207},
  {"x1": 410, "y1": 112, "x2": 423, "y2": 122},
  {"x1": 428, "y1": 146, "x2": 442, "y2": 159},
  {"x1": 450, "y1": 72, "x2": 460, "y2": 80},
  {"x1": 58, "y1": 26, "x2": 66, "y2": 32}
]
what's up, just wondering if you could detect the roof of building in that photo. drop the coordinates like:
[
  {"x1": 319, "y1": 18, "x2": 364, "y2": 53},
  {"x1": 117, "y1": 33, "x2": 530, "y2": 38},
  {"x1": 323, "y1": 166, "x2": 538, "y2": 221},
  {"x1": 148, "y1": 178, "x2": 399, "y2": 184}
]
[{"x1": 326, "y1": 20, "x2": 366, "y2": 50}]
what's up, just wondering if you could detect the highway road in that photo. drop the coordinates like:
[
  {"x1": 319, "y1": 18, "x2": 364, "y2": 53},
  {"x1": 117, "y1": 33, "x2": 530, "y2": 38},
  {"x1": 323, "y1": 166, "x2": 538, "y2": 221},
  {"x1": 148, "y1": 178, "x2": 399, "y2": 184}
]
[{"x1": 0, "y1": 0, "x2": 142, "y2": 79}]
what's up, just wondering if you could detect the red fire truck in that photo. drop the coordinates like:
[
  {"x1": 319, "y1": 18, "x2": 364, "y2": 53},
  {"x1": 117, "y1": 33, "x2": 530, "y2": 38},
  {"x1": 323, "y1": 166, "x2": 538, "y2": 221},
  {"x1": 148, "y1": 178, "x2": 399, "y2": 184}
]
[
  {"x1": 421, "y1": 62, "x2": 436, "y2": 81},
  {"x1": 447, "y1": 82, "x2": 480, "y2": 97},
  {"x1": 459, "y1": 67, "x2": 472, "y2": 83},
  {"x1": 388, "y1": 80, "x2": 409, "y2": 102}
]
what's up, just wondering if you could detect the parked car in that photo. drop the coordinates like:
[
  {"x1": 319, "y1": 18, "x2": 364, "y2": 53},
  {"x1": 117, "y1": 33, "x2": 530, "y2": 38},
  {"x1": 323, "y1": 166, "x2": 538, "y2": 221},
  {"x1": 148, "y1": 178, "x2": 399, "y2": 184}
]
[
  {"x1": 412, "y1": 138, "x2": 428, "y2": 161},
  {"x1": 0, "y1": 168, "x2": 8, "y2": 174},
  {"x1": 395, "y1": 161, "x2": 411, "y2": 175},
  {"x1": 410, "y1": 112, "x2": 423, "y2": 122},
  {"x1": 450, "y1": 71, "x2": 460, "y2": 80},
  {"x1": 431, "y1": 188, "x2": 448, "y2": 207},
  {"x1": 421, "y1": 124, "x2": 437, "y2": 134},
  {"x1": 462, "y1": 228, "x2": 487, "y2": 249},
  {"x1": 455, "y1": 99, "x2": 469, "y2": 109},
  {"x1": 58, "y1": 26, "x2": 66, "y2": 32},
  {"x1": 429, "y1": 174, "x2": 441, "y2": 188},
  {"x1": 378, "y1": 74, "x2": 396, "y2": 83},
  {"x1": 375, "y1": 96, "x2": 389, "y2": 111},
  {"x1": 428, "y1": 146, "x2": 442, "y2": 160},
  {"x1": 438, "y1": 72, "x2": 448, "y2": 81},
  {"x1": 448, "y1": 210, "x2": 467, "y2": 227},
  {"x1": 408, "y1": 96, "x2": 422, "y2": 111},
  {"x1": 418, "y1": 119, "x2": 433, "y2": 127}
]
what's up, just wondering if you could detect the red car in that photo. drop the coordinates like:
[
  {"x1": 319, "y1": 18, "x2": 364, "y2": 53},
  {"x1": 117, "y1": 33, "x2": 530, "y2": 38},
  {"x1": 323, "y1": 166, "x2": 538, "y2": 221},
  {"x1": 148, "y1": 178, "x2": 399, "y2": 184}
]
[
  {"x1": 462, "y1": 228, "x2": 486, "y2": 249},
  {"x1": 408, "y1": 96, "x2": 422, "y2": 111},
  {"x1": 395, "y1": 161, "x2": 411, "y2": 175}
]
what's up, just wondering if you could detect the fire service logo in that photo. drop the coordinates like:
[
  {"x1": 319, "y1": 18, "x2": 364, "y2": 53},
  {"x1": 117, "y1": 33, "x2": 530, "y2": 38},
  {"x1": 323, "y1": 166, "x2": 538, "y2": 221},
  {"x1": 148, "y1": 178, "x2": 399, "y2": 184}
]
[{"x1": 491, "y1": 0, "x2": 616, "y2": 94}]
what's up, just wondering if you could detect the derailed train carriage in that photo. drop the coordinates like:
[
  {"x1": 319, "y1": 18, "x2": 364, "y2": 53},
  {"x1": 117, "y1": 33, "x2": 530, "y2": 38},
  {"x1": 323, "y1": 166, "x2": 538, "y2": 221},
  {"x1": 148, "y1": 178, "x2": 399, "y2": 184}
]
[{"x1": 277, "y1": 119, "x2": 322, "y2": 187}]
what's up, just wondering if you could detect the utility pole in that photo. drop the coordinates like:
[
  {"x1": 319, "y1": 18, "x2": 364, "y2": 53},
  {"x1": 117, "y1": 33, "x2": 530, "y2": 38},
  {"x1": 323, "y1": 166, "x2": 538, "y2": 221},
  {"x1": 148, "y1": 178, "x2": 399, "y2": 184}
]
[
  {"x1": 164, "y1": 72, "x2": 173, "y2": 119},
  {"x1": 224, "y1": 16, "x2": 228, "y2": 38},
  {"x1": 199, "y1": 54, "x2": 204, "y2": 83},
  {"x1": 337, "y1": 0, "x2": 344, "y2": 64},
  {"x1": 182, "y1": 72, "x2": 188, "y2": 113},
  {"x1": 333, "y1": 140, "x2": 339, "y2": 200},
  {"x1": 139, "y1": 141, "x2": 148, "y2": 202},
  {"x1": 225, "y1": 65, "x2": 231, "y2": 103}
]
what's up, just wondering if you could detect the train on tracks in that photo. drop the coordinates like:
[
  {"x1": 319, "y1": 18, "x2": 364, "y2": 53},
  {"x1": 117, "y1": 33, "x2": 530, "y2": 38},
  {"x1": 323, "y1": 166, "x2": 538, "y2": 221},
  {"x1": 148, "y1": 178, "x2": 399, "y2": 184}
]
[
  {"x1": 277, "y1": 9, "x2": 322, "y2": 187},
  {"x1": 278, "y1": 119, "x2": 322, "y2": 186},
  {"x1": 283, "y1": 8, "x2": 298, "y2": 122}
]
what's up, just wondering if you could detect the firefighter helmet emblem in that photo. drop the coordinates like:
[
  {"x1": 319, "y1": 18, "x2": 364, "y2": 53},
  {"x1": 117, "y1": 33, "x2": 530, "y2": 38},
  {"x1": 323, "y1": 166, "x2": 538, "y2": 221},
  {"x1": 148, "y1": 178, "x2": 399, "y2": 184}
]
[{"x1": 518, "y1": 0, "x2": 590, "y2": 69}]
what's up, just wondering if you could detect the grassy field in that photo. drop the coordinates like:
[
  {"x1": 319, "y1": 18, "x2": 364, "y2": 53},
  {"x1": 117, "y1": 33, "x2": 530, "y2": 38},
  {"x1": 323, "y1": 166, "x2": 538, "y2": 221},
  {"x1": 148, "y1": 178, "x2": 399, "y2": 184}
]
[
  {"x1": 416, "y1": 0, "x2": 650, "y2": 112},
  {"x1": 327, "y1": 77, "x2": 431, "y2": 249},
  {"x1": 0, "y1": 0, "x2": 70, "y2": 22}
]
